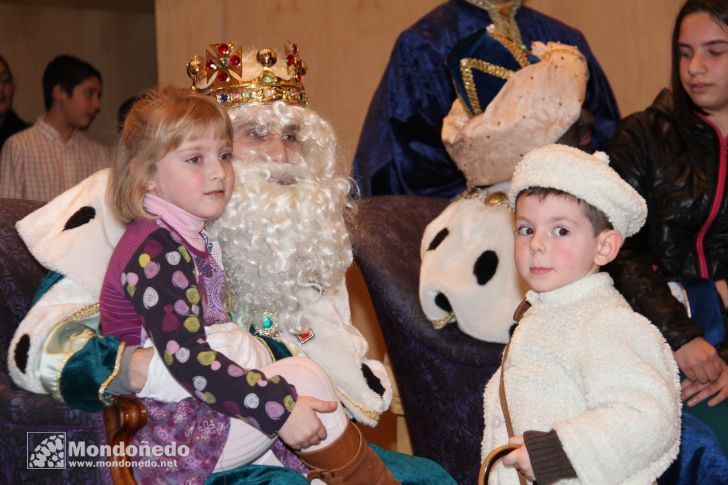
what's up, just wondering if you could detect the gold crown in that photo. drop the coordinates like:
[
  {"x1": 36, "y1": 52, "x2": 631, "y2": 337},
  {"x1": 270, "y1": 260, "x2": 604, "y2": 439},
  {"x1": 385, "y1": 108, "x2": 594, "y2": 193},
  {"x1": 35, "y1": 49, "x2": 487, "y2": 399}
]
[{"x1": 186, "y1": 41, "x2": 307, "y2": 107}]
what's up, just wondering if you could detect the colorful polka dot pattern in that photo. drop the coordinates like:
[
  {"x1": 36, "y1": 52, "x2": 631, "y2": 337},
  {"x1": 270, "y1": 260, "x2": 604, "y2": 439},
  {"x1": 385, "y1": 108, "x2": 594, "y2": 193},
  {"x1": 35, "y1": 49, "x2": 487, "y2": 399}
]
[{"x1": 122, "y1": 227, "x2": 296, "y2": 435}]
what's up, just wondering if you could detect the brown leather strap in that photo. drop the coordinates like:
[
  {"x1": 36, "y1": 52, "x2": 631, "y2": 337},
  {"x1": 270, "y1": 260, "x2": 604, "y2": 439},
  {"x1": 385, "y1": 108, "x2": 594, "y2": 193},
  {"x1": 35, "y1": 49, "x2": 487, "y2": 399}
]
[
  {"x1": 499, "y1": 342, "x2": 516, "y2": 439},
  {"x1": 497, "y1": 298, "x2": 530, "y2": 485}
]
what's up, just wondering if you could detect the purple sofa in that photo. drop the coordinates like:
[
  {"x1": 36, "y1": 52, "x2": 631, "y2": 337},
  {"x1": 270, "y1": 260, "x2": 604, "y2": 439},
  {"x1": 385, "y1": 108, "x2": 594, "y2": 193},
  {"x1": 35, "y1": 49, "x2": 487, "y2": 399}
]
[
  {"x1": 350, "y1": 195, "x2": 505, "y2": 485},
  {"x1": 0, "y1": 198, "x2": 112, "y2": 484}
]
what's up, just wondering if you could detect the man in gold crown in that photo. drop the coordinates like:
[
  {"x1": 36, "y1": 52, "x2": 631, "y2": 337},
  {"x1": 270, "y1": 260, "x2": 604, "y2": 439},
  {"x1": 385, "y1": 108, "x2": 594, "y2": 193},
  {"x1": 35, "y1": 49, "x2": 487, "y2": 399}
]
[
  {"x1": 8, "y1": 42, "x2": 457, "y2": 483},
  {"x1": 185, "y1": 41, "x2": 394, "y2": 430}
]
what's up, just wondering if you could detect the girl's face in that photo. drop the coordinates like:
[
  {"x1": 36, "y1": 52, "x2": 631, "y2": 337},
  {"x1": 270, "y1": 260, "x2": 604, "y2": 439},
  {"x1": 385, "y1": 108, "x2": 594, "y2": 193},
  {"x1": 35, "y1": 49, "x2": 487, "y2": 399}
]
[
  {"x1": 679, "y1": 12, "x2": 728, "y2": 117},
  {"x1": 148, "y1": 129, "x2": 234, "y2": 221}
]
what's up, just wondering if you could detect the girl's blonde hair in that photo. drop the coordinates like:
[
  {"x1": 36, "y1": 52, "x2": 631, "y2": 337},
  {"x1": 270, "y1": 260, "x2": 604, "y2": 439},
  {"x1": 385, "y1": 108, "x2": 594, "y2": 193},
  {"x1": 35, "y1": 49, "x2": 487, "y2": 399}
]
[{"x1": 109, "y1": 86, "x2": 233, "y2": 223}]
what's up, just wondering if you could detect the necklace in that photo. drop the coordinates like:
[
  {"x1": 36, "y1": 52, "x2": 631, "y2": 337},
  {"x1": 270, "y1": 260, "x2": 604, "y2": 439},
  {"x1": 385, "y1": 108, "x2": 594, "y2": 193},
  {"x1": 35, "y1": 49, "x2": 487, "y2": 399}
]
[{"x1": 464, "y1": 0, "x2": 524, "y2": 48}]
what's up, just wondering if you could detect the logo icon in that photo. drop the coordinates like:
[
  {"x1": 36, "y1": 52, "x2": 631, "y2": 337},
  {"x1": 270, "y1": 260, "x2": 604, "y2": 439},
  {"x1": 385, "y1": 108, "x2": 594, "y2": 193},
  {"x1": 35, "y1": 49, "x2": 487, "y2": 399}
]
[{"x1": 27, "y1": 432, "x2": 66, "y2": 469}]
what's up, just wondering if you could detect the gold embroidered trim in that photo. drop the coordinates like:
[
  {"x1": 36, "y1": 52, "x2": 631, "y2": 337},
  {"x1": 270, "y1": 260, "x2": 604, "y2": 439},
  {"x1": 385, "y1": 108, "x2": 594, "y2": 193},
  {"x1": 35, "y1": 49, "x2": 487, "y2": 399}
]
[
  {"x1": 48, "y1": 303, "x2": 101, "y2": 404},
  {"x1": 464, "y1": 0, "x2": 524, "y2": 47},
  {"x1": 460, "y1": 58, "x2": 514, "y2": 116},
  {"x1": 54, "y1": 332, "x2": 95, "y2": 404},
  {"x1": 429, "y1": 311, "x2": 456, "y2": 329},
  {"x1": 334, "y1": 385, "x2": 382, "y2": 422},
  {"x1": 98, "y1": 340, "x2": 126, "y2": 406},
  {"x1": 59, "y1": 303, "x2": 100, "y2": 324},
  {"x1": 486, "y1": 25, "x2": 531, "y2": 68}
]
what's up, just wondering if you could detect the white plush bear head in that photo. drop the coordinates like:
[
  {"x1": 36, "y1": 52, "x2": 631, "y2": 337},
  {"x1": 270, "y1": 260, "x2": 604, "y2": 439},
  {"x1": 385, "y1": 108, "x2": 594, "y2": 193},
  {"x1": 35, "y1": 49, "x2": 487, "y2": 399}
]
[
  {"x1": 10, "y1": 168, "x2": 124, "y2": 394},
  {"x1": 16, "y1": 168, "x2": 124, "y2": 296},
  {"x1": 419, "y1": 187, "x2": 526, "y2": 343}
]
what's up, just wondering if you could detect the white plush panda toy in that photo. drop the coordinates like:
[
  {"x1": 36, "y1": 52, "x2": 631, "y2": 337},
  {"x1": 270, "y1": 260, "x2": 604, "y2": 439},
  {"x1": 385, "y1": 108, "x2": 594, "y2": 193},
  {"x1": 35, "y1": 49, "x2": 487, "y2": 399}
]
[
  {"x1": 419, "y1": 42, "x2": 589, "y2": 343},
  {"x1": 8, "y1": 169, "x2": 123, "y2": 394}
]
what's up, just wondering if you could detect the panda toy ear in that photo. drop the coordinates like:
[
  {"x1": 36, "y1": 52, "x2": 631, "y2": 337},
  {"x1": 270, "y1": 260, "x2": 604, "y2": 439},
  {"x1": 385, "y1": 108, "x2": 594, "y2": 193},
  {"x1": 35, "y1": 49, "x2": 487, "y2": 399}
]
[
  {"x1": 16, "y1": 169, "x2": 124, "y2": 297},
  {"x1": 426, "y1": 227, "x2": 449, "y2": 251}
]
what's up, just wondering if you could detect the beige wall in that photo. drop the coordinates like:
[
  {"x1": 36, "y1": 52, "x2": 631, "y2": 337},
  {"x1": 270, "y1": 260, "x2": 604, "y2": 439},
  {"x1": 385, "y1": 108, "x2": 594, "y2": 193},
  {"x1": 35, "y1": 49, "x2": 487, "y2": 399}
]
[
  {"x1": 155, "y1": 0, "x2": 443, "y2": 171},
  {"x1": 529, "y1": 0, "x2": 683, "y2": 117},
  {"x1": 0, "y1": 2, "x2": 157, "y2": 147},
  {"x1": 1, "y1": 0, "x2": 685, "y2": 169},
  {"x1": 156, "y1": 0, "x2": 685, "y2": 165}
]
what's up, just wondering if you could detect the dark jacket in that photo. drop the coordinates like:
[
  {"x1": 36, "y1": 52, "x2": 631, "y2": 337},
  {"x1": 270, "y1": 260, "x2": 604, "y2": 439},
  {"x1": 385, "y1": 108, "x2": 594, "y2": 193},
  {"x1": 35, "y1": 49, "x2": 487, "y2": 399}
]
[
  {"x1": 0, "y1": 109, "x2": 29, "y2": 151},
  {"x1": 607, "y1": 88, "x2": 728, "y2": 359}
]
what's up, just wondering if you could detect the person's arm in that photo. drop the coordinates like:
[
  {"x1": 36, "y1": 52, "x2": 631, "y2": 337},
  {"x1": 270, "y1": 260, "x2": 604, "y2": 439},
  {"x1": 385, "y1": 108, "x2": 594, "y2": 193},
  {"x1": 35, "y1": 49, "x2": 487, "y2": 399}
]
[
  {"x1": 565, "y1": 29, "x2": 620, "y2": 151},
  {"x1": 550, "y1": 309, "x2": 680, "y2": 483},
  {"x1": 124, "y1": 229, "x2": 296, "y2": 436},
  {"x1": 606, "y1": 112, "x2": 706, "y2": 354},
  {"x1": 351, "y1": 32, "x2": 465, "y2": 198},
  {"x1": 104, "y1": 344, "x2": 152, "y2": 395},
  {"x1": 502, "y1": 432, "x2": 577, "y2": 484}
]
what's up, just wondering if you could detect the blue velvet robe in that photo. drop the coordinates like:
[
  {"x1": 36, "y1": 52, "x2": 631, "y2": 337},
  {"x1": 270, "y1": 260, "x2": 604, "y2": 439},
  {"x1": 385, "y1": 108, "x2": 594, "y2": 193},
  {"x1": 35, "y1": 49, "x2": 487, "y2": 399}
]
[{"x1": 352, "y1": 0, "x2": 620, "y2": 198}]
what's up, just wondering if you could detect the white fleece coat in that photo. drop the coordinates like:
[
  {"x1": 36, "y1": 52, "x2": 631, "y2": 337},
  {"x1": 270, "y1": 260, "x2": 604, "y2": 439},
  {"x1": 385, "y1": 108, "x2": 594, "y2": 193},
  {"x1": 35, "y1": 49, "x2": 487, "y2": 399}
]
[{"x1": 482, "y1": 272, "x2": 681, "y2": 484}]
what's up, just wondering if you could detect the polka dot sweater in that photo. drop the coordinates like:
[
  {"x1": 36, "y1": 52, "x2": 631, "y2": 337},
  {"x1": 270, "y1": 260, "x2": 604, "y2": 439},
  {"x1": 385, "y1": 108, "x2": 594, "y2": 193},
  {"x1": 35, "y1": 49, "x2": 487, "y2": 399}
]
[{"x1": 100, "y1": 218, "x2": 296, "y2": 435}]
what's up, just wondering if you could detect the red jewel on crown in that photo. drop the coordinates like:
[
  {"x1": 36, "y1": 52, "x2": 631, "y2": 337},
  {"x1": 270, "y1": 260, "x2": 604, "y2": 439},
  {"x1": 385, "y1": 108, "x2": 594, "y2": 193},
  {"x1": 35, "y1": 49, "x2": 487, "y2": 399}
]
[
  {"x1": 204, "y1": 42, "x2": 243, "y2": 86},
  {"x1": 285, "y1": 41, "x2": 307, "y2": 83}
]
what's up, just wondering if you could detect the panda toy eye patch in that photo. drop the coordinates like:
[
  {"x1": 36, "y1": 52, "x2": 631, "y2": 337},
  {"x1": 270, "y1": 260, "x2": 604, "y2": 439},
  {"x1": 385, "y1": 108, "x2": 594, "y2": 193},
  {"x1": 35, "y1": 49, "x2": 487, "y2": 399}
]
[
  {"x1": 473, "y1": 250, "x2": 498, "y2": 285},
  {"x1": 427, "y1": 227, "x2": 449, "y2": 251},
  {"x1": 63, "y1": 206, "x2": 96, "y2": 230}
]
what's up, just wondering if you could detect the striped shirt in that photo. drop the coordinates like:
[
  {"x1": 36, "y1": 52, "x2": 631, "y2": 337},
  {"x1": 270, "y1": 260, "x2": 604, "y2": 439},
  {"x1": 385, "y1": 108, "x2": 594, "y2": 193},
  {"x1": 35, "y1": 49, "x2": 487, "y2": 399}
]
[{"x1": 0, "y1": 117, "x2": 109, "y2": 201}]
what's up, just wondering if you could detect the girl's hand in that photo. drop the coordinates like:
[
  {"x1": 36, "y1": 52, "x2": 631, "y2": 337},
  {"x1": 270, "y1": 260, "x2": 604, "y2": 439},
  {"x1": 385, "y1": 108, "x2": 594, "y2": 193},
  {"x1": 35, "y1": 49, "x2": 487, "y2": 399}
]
[
  {"x1": 682, "y1": 358, "x2": 728, "y2": 407},
  {"x1": 279, "y1": 395, "x2": 338, "y2": 450},
  {"x1": 130, "y1": 347, "x2": 153, "y2": 392},
  {"x1": 674, "y1": 337, "x2": 723, "y2": 384},
  {"x1": 501, "y1": 435, "x2": 535, "y2": 481}
]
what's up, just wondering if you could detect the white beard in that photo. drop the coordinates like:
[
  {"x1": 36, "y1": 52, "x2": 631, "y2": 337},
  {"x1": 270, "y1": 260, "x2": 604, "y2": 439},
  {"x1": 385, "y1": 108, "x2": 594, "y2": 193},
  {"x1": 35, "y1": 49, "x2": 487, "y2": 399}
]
[{"x1": 209, "y1": 157, "x2": 353, "y2": 334}]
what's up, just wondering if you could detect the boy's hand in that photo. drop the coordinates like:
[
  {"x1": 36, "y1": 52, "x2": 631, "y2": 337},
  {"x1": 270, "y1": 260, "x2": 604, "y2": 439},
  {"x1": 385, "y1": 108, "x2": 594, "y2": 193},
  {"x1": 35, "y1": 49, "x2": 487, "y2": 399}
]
[
  {"x1": 501, "y1": 435, "x2": 535, "y2": 481},
  {"x1": 682, "y1": 358, "x2": 728, "y2": 407},
  {"x1": 674, "y1": 337, "x2": 723, "y2": 384},
  {"x1": 279, "y1": 395, "x2": 338, "y2": 450}
]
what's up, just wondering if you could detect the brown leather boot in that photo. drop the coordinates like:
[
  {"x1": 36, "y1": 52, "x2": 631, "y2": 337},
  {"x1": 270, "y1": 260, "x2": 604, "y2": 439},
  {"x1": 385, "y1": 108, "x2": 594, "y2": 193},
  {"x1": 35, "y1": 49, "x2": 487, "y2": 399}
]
[{"x1": 298, "y1": 421, "x2": 399, "y2": 484}]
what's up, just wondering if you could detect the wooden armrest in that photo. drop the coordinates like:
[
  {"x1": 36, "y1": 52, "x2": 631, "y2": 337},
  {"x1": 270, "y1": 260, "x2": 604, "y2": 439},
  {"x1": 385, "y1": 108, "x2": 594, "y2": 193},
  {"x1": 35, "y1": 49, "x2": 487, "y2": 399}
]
[{"x1": 103, "y1": 396, "x2": 148, "y2": 485}]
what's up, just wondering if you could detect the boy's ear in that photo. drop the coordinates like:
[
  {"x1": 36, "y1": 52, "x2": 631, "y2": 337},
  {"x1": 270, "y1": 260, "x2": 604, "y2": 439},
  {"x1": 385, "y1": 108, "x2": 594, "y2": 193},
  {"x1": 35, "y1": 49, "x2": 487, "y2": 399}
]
[
  {"x1": 52, "y1": 84, "x2": 67, "y2": 103},
  {"x1": 594, "y1": 229, "x2": 622, "y2": 266}
]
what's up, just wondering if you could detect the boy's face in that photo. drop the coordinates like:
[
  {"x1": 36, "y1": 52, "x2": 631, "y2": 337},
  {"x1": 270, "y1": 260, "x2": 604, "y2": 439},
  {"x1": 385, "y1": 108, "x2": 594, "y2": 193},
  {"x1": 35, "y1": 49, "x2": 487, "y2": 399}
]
[
  {"x1": 514, "y1": 193, "x2": 602, "y2": 293},
  {"x1": 56, "y1": 76, "x2": 102, "y2": 130}
]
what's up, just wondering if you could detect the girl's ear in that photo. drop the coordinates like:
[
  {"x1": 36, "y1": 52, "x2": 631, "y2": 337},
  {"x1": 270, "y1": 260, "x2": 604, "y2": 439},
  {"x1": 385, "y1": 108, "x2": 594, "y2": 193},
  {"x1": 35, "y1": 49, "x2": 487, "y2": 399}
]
[
  {"x1": 129, "y1": 157, "x2": 156, "y2": 192},
  {"x1": 593, "y1": 229, "x2": 622, "y2": 266}
]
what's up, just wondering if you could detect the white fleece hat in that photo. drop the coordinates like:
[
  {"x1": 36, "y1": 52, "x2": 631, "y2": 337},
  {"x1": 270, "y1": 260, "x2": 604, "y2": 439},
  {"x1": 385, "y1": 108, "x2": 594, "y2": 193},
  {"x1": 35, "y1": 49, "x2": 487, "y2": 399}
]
[{"x1": 508, "y1": 144, "x2": 647, "y2": 238}]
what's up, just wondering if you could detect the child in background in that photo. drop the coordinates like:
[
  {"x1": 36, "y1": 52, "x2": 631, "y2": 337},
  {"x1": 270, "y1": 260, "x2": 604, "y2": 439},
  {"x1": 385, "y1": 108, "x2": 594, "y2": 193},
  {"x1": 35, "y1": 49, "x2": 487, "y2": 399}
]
[
  {"x1": 481, "y1": 144, "x2": 681, "y2": 484},
  {"x1": 100, "y1": 86, "x2": 397, "y2": 484}
]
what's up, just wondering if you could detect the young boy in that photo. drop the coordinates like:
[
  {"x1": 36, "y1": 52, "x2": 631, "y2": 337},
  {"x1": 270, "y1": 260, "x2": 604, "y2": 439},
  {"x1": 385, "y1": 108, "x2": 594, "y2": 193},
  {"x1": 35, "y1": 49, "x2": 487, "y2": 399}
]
[
  {"x1": 481, "y1": 144, "x2": 681, "y2": 484},
  {"x1": 0, "y1": 54, "x2": 108, "y2": 201}
]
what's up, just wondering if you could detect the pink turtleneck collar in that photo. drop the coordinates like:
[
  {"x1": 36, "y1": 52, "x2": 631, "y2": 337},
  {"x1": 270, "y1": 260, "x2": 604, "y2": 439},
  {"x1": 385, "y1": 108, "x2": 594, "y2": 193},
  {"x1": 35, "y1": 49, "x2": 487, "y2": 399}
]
[{"x1": 143, "y1": 193, "x2": 206, "y2": 251}]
